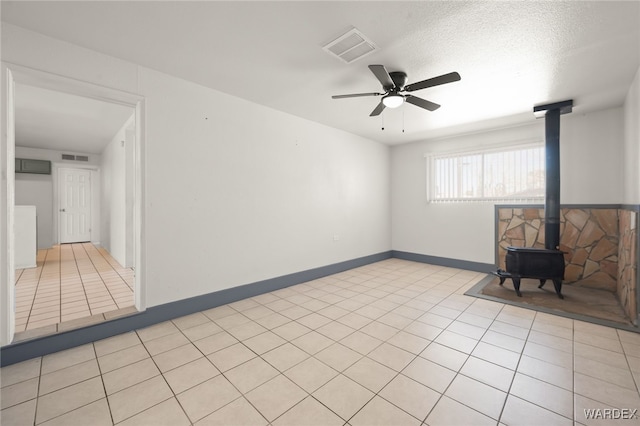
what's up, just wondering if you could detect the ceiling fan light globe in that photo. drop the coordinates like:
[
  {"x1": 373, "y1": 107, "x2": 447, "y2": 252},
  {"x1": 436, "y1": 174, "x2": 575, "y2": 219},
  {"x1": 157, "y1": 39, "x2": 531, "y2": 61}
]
[{"x1": 382, "y1": 94, "x2": 404, "y2": 108}]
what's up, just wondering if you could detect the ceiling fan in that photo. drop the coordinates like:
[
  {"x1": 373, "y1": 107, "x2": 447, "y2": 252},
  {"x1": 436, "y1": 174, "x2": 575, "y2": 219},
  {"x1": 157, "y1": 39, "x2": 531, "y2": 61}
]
[{"x1": 332, "y1": 65, "x2": 461, "y2": 116}]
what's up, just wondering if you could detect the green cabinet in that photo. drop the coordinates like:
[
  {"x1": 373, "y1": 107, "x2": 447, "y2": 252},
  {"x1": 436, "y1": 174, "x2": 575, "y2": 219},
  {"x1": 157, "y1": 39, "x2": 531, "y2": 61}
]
[{"x1": 15, "y1": 158, "x2": 52, "y2": 175}]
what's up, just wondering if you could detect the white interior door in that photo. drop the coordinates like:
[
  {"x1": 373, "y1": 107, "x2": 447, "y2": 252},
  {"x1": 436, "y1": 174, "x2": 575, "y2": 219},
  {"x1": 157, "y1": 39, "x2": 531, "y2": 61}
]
[{"x1": 59, "y1": 168, "x2": 92, "y2": 243}]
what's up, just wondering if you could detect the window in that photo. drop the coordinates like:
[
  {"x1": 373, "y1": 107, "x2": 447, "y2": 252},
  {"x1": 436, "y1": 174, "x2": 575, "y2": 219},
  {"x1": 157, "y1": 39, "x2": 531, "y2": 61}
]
[{"x1": 426, "y1": 142, "x2": 545, "y2": 203}]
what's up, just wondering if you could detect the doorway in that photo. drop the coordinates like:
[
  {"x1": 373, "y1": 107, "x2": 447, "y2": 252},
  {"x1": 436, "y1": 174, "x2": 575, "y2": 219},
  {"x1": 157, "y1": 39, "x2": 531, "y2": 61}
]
[{"x1": 1, "y1": 64, "x2": 146, "y2": 345}]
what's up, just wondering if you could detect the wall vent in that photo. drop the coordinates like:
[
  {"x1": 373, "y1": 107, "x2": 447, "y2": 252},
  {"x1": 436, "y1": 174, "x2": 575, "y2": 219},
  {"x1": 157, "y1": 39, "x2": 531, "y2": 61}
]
[
  {"x1": 62, "y1": 154, "x2": 89, "y2": 162},
  {"x1": 322, "y1": 28, "x2": 378, "y2": 64}
]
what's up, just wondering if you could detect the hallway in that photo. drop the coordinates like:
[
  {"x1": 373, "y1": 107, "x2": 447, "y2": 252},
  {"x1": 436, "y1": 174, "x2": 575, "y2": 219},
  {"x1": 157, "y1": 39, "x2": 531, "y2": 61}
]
[{"x1": 14, "y1": 243, "x2": 135, "y2": 334}]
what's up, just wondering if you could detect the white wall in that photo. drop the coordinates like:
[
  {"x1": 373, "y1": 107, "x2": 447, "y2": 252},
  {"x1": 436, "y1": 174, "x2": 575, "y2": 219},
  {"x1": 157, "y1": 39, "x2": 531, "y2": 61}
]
[
  {"x1": 623, "y1": 66, "x2": 640, "y2": 204},
  {"x1": 124, "y1": 126, "x2": 135, "y2": 267},
  {"x1": 561, "y1": 108, "x2": 624, "y2": 204},
  {"x1": 101, "y1": 114, "x2": 134, "y2": 267},
  {"x1": 15, "y1": 171, "x2": 52, "y2": 249},
  {"x1": 391, "y1": 107, "x2": 626, "y2": 264},
  {"x1": 1, "y1": 23, "x2": 391, "y2": 324},
  {"x1": 140, "y1": 68, "x2": 390, "y2": 306},
  {"x1": 15, "y1": 146, "x2": 101, "y2": 249}
]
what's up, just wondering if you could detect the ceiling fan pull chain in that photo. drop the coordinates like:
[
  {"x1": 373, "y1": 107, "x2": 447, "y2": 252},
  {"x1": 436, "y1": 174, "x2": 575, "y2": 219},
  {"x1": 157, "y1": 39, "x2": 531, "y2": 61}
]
[
  {"x1": 402, "y1": 108, "x2": 405, "y2": 133},
  {"x1": 381, "y1": 113, "x2": 384, "y2": 131}
]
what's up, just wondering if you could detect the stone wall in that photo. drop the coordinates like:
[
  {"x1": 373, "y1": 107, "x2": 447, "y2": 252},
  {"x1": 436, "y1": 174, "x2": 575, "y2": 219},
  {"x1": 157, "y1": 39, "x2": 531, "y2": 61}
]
[
  {"x1": 497, "y1": 206, "x2": 638, "y2": 323},
  {"x1": 618, "y1": 209, "x2": 638, "y2": 323},
  {"x1": 498, "y1": 207, "x2": 619, "y2": 290}
]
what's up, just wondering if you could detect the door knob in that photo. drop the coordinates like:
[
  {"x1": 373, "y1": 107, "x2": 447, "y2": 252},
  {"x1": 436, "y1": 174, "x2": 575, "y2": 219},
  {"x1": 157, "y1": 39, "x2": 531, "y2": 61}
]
[{"x1": 60, "y1": 208, "x2": 66, "y2": 212}]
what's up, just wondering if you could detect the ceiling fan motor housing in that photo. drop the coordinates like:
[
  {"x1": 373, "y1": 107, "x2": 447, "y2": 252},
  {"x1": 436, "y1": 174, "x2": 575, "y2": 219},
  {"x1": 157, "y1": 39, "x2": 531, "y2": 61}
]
[{"x1": 388, "y1": 71, "x2": 408, "y2": 90}]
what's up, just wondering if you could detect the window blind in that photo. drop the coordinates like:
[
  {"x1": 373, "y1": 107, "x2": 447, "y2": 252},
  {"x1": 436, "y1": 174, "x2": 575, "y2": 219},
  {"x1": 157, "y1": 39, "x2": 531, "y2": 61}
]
[{"x1": 427, "y1": 143, "x2": 545, "y2": 203}]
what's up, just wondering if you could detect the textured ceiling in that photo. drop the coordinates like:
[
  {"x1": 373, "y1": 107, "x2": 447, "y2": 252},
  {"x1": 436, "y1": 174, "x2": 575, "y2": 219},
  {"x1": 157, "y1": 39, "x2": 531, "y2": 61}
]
[
  {"x1": 14, "y1": 84, "x2": 134, "y2": 155},
  {"x1": 2, "y1": 1, "x2": 639, "y2": 146}
]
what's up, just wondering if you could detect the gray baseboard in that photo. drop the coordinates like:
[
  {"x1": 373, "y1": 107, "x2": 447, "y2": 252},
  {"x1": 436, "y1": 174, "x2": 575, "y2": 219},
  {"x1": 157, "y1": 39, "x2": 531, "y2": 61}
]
[
  {"x1": 391, "y1": 250, "x2": 495, "y2": 273},
  {"x1": 0, "y1": 249, "x2": 518, "y2": 366},
  {"x1": 1, "y1": 251, "x2": 392, "y2": 366}
]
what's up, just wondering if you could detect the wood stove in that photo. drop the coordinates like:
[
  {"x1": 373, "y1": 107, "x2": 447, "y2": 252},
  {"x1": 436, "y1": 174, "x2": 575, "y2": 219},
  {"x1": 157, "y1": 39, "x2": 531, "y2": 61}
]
[
  {"x1": 497, "y1": 247, "x2": 565, "y2": 298},
  {"x1": 495, "y1": 100, "x2": 572, "y2": 299}
]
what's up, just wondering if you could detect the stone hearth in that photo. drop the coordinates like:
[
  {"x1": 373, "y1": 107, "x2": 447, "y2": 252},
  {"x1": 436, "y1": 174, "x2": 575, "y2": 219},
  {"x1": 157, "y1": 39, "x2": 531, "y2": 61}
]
[
  {"x1": 618, "y1": 210, "x2": 638, "y2": 324},
  {"x1": 497, "y1": 206, "x2": 638, "y2": 324}
]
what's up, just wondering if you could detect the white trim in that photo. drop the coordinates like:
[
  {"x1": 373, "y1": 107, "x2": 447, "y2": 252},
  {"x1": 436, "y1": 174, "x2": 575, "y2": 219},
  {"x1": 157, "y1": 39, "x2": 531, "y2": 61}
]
[
  {"x1": 1, "y1": 64, "x2": 146, "y2": 346},
  {"x1": 2, "y1": 62, "x2": 141, "y2": 107},
  {"x1": 133, "y1": 100, "x2": 146, "y2": 311},
  {"x1": 1, "y1": 65, "x2": 17, "y2": 345}
]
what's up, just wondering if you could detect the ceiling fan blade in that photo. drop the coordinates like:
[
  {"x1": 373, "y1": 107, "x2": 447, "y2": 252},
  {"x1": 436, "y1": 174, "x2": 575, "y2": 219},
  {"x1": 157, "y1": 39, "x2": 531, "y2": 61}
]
[
  {"x1": 368, "y1": 65, "x2": 394, "y2": 89},
  {"x1": 369, "y1": 101, "x2": 386, "y2": 116},
  {"x1": 405, "y1": 95, "x2": 440, "y2": 111},
  {"x1": 404, "y1": 72, "x2": 461, "y2": 92},
  {"x1": 332, "y1": 92, "x2": 383, "y2": 99}
]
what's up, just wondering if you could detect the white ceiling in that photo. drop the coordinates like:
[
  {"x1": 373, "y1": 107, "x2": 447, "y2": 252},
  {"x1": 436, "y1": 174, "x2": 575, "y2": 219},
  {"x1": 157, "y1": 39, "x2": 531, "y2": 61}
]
[
  {"x1": 15, "y1": 84, "x2": 134, "y2": 154},
  {"x1": 2, "y1": 1, "x2": 639, "y2": 146}
]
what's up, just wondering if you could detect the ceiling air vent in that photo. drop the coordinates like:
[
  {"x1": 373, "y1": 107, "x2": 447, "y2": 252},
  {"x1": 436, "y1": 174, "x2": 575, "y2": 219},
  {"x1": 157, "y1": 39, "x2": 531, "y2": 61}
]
[
  {"x1": 322, "y1": 28, "x2": 377, "y2": 64},
  {"x1": 62, "y1": 154, "x2": 89, "y2": 162}
]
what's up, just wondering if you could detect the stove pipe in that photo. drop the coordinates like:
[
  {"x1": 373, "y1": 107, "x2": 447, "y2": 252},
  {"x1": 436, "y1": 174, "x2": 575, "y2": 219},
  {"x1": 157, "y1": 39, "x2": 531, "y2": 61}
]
[{"x1": 533, "y1": 100, "x2": 573, "y2": 250}]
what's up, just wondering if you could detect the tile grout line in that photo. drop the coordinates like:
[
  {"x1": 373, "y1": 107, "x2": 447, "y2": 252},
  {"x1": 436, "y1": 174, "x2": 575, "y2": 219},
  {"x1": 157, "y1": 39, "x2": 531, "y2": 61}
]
[
  {"x1": 494, "y1": 306, "x2": 536, "y2": 424},
  {"x1": 129, "y1": 329, "x2": 190, "y2": 424},
  {"x1": 93, "y1": 244, "x2": 134, "y2": 292},
  {"x1": 618, "y1": 329, "x2": 640, "y2": 394},
  {"x1": 79, "y1": 244, "x2": 100, "y2": 314},
  {"x1": 92, "y1": 341, "x2": 117, "y2": 426},
  {"x1": 24, "y1": 247, "x2": 52, "y2": 331},
  {"x1": 416, "y1": 294, "x2": 492, "y2": 425},
  {"x1": 62, "y1": 244, "x2": 89, "y2": 321},
  {"x1": 176, "y1": 314, "x2": 264, "y2": 424},
  {"x1": 33, "y1": 350, "x2": 44, "y2": 425},
  {"x1": 81, "y1": 243, "x2": 125, "y2": 313},
  {"x1": 70, "y1": 244, "x2": 93, "y2": 322},
  {"x1": 165, "y1": 312, "x2": 275, "y2": 424}
]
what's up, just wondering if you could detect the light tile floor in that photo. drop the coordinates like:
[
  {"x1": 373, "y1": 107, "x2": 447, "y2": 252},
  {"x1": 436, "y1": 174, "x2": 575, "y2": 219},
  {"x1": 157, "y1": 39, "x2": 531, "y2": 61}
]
[
  {"x1": 14, "y1": 243, "x2": 135, "y2": 332},
  {"x1": 2, "y1": 258, "x2": 639, "y2": 425}
]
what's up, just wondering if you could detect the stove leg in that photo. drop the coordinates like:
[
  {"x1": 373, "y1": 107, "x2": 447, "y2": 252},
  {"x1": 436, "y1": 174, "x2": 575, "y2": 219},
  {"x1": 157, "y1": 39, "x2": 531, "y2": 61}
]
[
  {"x1": 512, "y1": 277, "x2": 522, "y2": 297},
  {"x1": 552, "y1": 279, "x2": 564, "y2": 299},
  {"x1": 498, "y1": 277, "x2": 506, "y2": 286},
  {"x1": 538, "y1": 279, "x2": 547, "y2": 289}
]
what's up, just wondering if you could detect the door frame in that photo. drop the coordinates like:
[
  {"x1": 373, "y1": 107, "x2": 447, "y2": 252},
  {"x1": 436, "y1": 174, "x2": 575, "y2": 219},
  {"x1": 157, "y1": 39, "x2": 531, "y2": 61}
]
[{"x1": 1, "y1": 62, "x2": 146, "y2": 346}]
